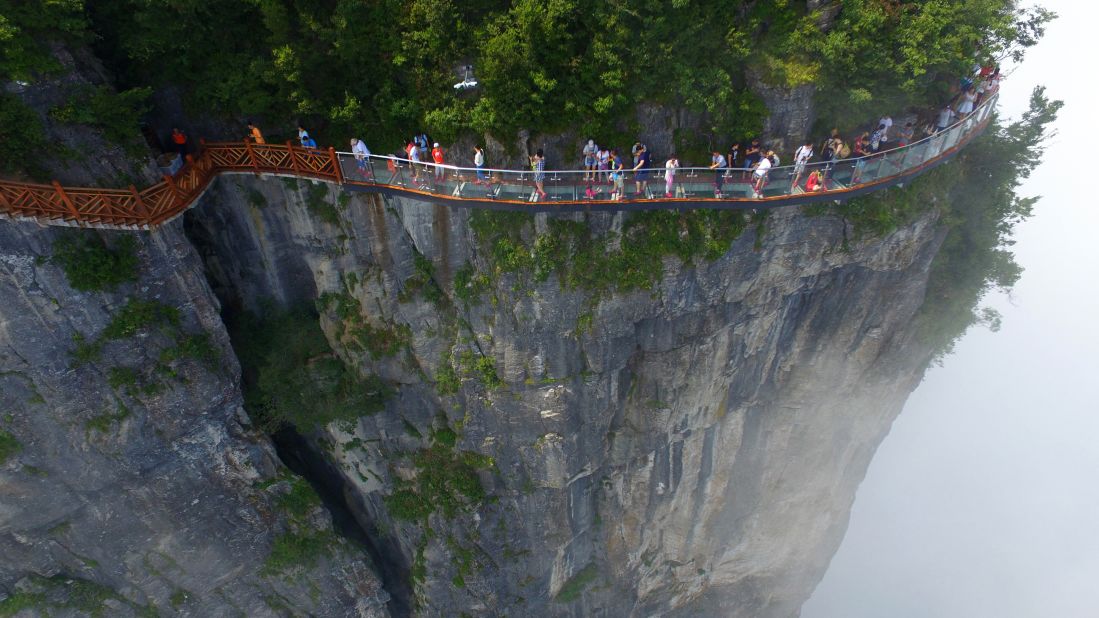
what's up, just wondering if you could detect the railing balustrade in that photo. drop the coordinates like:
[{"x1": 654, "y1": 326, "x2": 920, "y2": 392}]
[{"x1": 0, "y1": 94, "x2": 996, "y2": 230}]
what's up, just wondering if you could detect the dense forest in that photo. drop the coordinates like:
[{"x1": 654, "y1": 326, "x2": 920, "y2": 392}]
[{"x1": 1, "y1": 0, "x2": 1049, "y2": 175}]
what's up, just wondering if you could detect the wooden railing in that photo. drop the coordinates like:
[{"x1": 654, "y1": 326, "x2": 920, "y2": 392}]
[{"x1": 0, "y1": 141, "x2": 342, "y2": 229}]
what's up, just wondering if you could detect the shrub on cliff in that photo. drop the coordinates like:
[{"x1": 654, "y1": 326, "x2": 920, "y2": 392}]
[{"x1": 50, "y1": 233, "x2": 138, "y2": 292}]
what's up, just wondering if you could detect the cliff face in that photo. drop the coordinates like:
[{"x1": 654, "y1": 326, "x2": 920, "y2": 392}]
[
  {"x1": 0, "y1": 222, "x2": 389, "y2": 616},
  {"x1": 182, "y1": 175, "x2": 944, "y2": 617}
]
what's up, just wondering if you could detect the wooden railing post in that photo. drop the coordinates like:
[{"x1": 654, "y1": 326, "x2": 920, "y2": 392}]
[
  {"x1": 164, "y1": 174, "x2": 183, "y2": 208},
  {"x1": 329, "y1": 147, "x2": 343, "y2": 185},
  {"x1": 287, "y1": 141, "x2": 302, "y2": 175},
  {"x1": 129, "y1": 185, "x2": 152, "y2": 226},
  {"x1": 52, "y1": 181, "x2": 82, "y2": 222},
  {"x1": 245, "y1": 139, "x2": 259, "y2": 175}
]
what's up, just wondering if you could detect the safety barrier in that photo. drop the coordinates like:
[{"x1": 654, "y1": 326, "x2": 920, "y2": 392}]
[{"x1": 0, "y1": 94, "x2": 996, "y2": 229}]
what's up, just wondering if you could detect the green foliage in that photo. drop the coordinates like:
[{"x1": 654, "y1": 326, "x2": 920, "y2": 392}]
[
  {"x1": 470, "y1": 209, "x2": 749, "y2": 294},
  {"x1": 0, "y1": 0, "x2": 89, "y2": 81},
  {"x1": 107, "y1": 366, "x2": 138, "y2": 390},
  {"x1": 398, "y1": 252, "x2": 444, "y2": 304},
  {"x1": 275, "y1": 476, "x2": 324, "y2": 521},
  {"x1": 384, "y1": 422, "x2": 494, "y2": 521},
  {"x1": 85, "y1": 402, "x2": 131, "y2": 434},
  {"x1": 317, "y1": 291, "x2": 412, "y2": 360},
  {"x1": 554, "y1": 562, "x2": 599, "y2": 603},
  {"x1": 49, "y1": 85, "x2": 152, "y2": 154},
  {"x1": 453, "y1": 262, "x2": 490, "y2": 305},
  {"x1": 263, "y1": 529, "x2": 336, "y2": 574},
  {"x1": 229, "y1": 307, "x2": 390, "y2": 432},
  {"x1": 914, "y1": 87, "x2": 1061, "y2": 359},
  {"x1": 102, "y1": 299, "x2": 180, "y2": 340},
  {"x1": 302, "y1": 181, "x2": 341, "y2": 225},
  {"x1": 0, "y1": 429, "x2": 21, "y2": 464},
  {"x1": 0, "y1": 574, "x2": 139, "y2": 617},
  {"x1": 435, "y1": 351, "x2": 461, "y2": 395},
  {"x1": 159, "y1": 333, "x2": 221, "y2": 370},
  {"x1": 0, "y1": 92, "x2": 49, "y2": 178},
  {"x1": 50, "y1": 233, "x2": 139, "y2": 292}
]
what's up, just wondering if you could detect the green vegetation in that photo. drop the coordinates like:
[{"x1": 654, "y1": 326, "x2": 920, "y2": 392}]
[
  {"x1": 0, "y1": 574, "x2": 146, "y2": 617},
  {"x1": 229, "y1": 307, "x2": 390, "y2": 432},
  {"x1": 554, "y1": 562, "x2": 599, "y2": 603},
  {"x1": 302, "y1": 181, "x2": 341, "y2": 225},
  {"x1": 398, "y1": 252, "x2": 444, "y2": 305},
  {"x1": 0, "y1": 1, "x2": 1047, "y2": 175},
  {"x1": 435, "y1": 351, "x2": 462, "y2": 395},
  {"x1": 453, "y1": 262, "x2": 491, "y2": 305},
  {"x1": 383, "y1": 423, "x2": 494, "y2": 521},
  {"x1": 0, "y1": 429, "x2": 21, "y2": 465},
  {"x1": 49, "y1": 84, "x2": 152, "y2": 156},
  {"x1": 50, "y1": 233, "x2": 139, "y2": 292},
  {"x1": 262, "y1": 474, "x2": 338, "y2": 575},
  {"x1": 317, "y1": 291, "x2": 412, "y2": 360},
  {"x1": 804, "y1": 87, "x2": 1060, "y2": 360},
  {"x1": 85, "y1": 402, "x2": 131, "y2": 434},
  {"x1": 470, "y1": 209, "x2": 750, "y2": 294},
  {"x1": 0, "y1": 92, "x2": 50, "y2": 178}
]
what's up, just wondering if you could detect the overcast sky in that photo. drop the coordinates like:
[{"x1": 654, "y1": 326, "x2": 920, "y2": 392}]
[{"x1": 801, "y1": 1, "x2": 1099, "y2": 616}]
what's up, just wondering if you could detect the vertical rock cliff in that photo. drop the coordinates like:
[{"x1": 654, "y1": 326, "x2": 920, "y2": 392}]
[
  {"x1": 0, "y1": 221, "x2": 389, "y2": 616},
  {"x1": 179, "y1": 174, "x2": 946, "y2": 617}
]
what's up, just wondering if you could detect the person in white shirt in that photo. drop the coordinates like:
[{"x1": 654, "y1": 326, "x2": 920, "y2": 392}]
[
  {"x1": 710, "y1": 151, "x2": 727, "y2": 196},
  {"x1": 350, "y1": 138, "x2": 371, "y2": 176},
  {"x1": 935, "y1": 105, "x2": 955, "y2": 132},
  {"x1": 879, "y1": 115, "x2": 893, "y2": 141},
  {"x1": 793, "y1": 141, "x2": 813, "y2": 188},
  {"x1": 664, "y1": 156, "x2": 679, "y2": 197},
  {"x1": 752, "y1": 153, "x2": 772, "y2": 197}
]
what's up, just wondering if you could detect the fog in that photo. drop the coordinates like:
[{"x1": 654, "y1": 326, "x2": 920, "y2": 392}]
[{"x1": 801, "y1": 0, "x2": 1099, "y2": 615}]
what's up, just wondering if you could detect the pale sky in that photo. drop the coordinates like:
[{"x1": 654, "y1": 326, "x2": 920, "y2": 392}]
[{"x1": 802, "y1": 1, "x2": 1099, "y2": 616}]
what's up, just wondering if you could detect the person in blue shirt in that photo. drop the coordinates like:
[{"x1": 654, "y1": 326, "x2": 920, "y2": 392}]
[{"x1": 632, "y1": 144, "x2": 651, "y2": 197}]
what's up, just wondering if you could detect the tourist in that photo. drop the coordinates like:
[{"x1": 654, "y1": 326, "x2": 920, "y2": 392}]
[
  {"x1": 935, "y1": 104, "x2": 955, "y2": 133},
  {"x1": 870, "y1": 124, "x2": 886, "y2": 152},
  {"x1": 805, "y1": 169, "x2": 825, "y2": 192},
  {"x1": 598, "y1": 147, "x2": 610, "y2": 183},
  {"x1": 631, "y1": 141, "x2": 646, "y2": 168},
  {"x1": 473, "y1": 146, "x2": 486, "y2": 184},
  {"x1": 879, "y1": 115, "x2": 893, "y2": 142},
  {"x1": 727, "y1": 143, "x2": 741, "y2": 173},
  {"x1": 768, "y1": 150, "x2": 780, "y2": 167},
  {"x1": 710, "y1": 150, "x2": 727, "y2": 197},
  {"x1": 745, "y1": 138, "x2": 761, "y2": 168},
  {"x1": 852, "y1": 132, "x2": 870, "y2": 182},
  {"x1": 609, "y1": 150, "x2": 625, "y2": 200},
  {"x1": 530, "y1": 149, "x2": 547, "y2": 201},
  {"x1": 664, "y1": 155, "x2": 679, "y2": 198},
  {"x1": 956, "y1": 86, "x2": 978, "y2": 117},
  {"x1": 431, "y1": 142, "x2": 446, "y2": 181},
  {"x1": 752, "y1": 152, "x2": 772, "y2": 198},
  {"x1": 170, "y1": 128, "x2": 187, "y2": 159},
  {"x1": 792, "y1": 140, "x2": 813, "y2": 188},
  {"x1": 246, "y1": 120, "x2": 265, "y2": 144},
  {"x1": 583, "y1": 139, "x2": 598, "y2": 181},
  {"x1": 350, "y1": 138, "x2": 371, "y2": 176},
  {"x1": 297, "y1": 124, "x2": 310, "y2": 147},
  {"x1": 408, "y1": 141, "x2": 421, "y2": 181},
  {"x1": 632, "y1": 144, "x2": 651, "y2": 197},
  {"x1": 898, "y1": 122, "x2": 915, "y2": 147}
]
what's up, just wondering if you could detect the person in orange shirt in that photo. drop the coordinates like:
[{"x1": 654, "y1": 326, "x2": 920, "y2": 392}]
[
  {"x1": 431, "y1": 142, "x2": 445, "y2": 181},
  {"x1": 246, "y1": 120, "x2": 265, "y2": 144},
  {"x1": 170, "y1": 128, "x2": 187, "y2": 158}
]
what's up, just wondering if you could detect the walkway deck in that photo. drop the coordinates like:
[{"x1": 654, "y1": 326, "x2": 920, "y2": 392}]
[{"x1": 0, "y1": 96, "x2": 996, "y2": 230}]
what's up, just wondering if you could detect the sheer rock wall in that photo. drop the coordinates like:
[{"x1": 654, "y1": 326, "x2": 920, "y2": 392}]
[
  {"x1": 185, "y1": 176, "x2": 944, "y2": 617},
  {"x1": 0, "y1": 221, "x2": 389, "y2": 617}
]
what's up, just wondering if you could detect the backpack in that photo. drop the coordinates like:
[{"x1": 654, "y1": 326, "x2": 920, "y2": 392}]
[{"x1": 839, "y1": 143, "x2": 851, "y2": 158}]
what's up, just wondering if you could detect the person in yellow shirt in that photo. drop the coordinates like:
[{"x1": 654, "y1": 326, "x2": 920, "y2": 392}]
[{"x1": 246, "y1": 120, "x2": 265, "y2": 144}]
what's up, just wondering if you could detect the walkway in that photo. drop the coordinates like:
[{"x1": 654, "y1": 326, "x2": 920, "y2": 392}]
[{"x1": 0, "y1": 96, "x2": 996, "y2": 230}]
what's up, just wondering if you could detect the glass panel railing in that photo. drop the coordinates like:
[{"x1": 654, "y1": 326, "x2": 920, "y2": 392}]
[{"x1": 332, "y1": 93, "x2": 995, "y2": 205}]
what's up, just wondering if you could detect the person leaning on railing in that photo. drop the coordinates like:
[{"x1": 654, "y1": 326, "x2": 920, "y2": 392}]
[{"x1": 350, "y1": 138, "x2": 371, "y2": 178}]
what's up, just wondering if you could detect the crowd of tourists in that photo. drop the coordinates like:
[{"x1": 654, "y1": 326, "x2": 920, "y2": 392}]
[{"x1": 235, "y1": 64, "x2": 1000, "y2": 203}]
